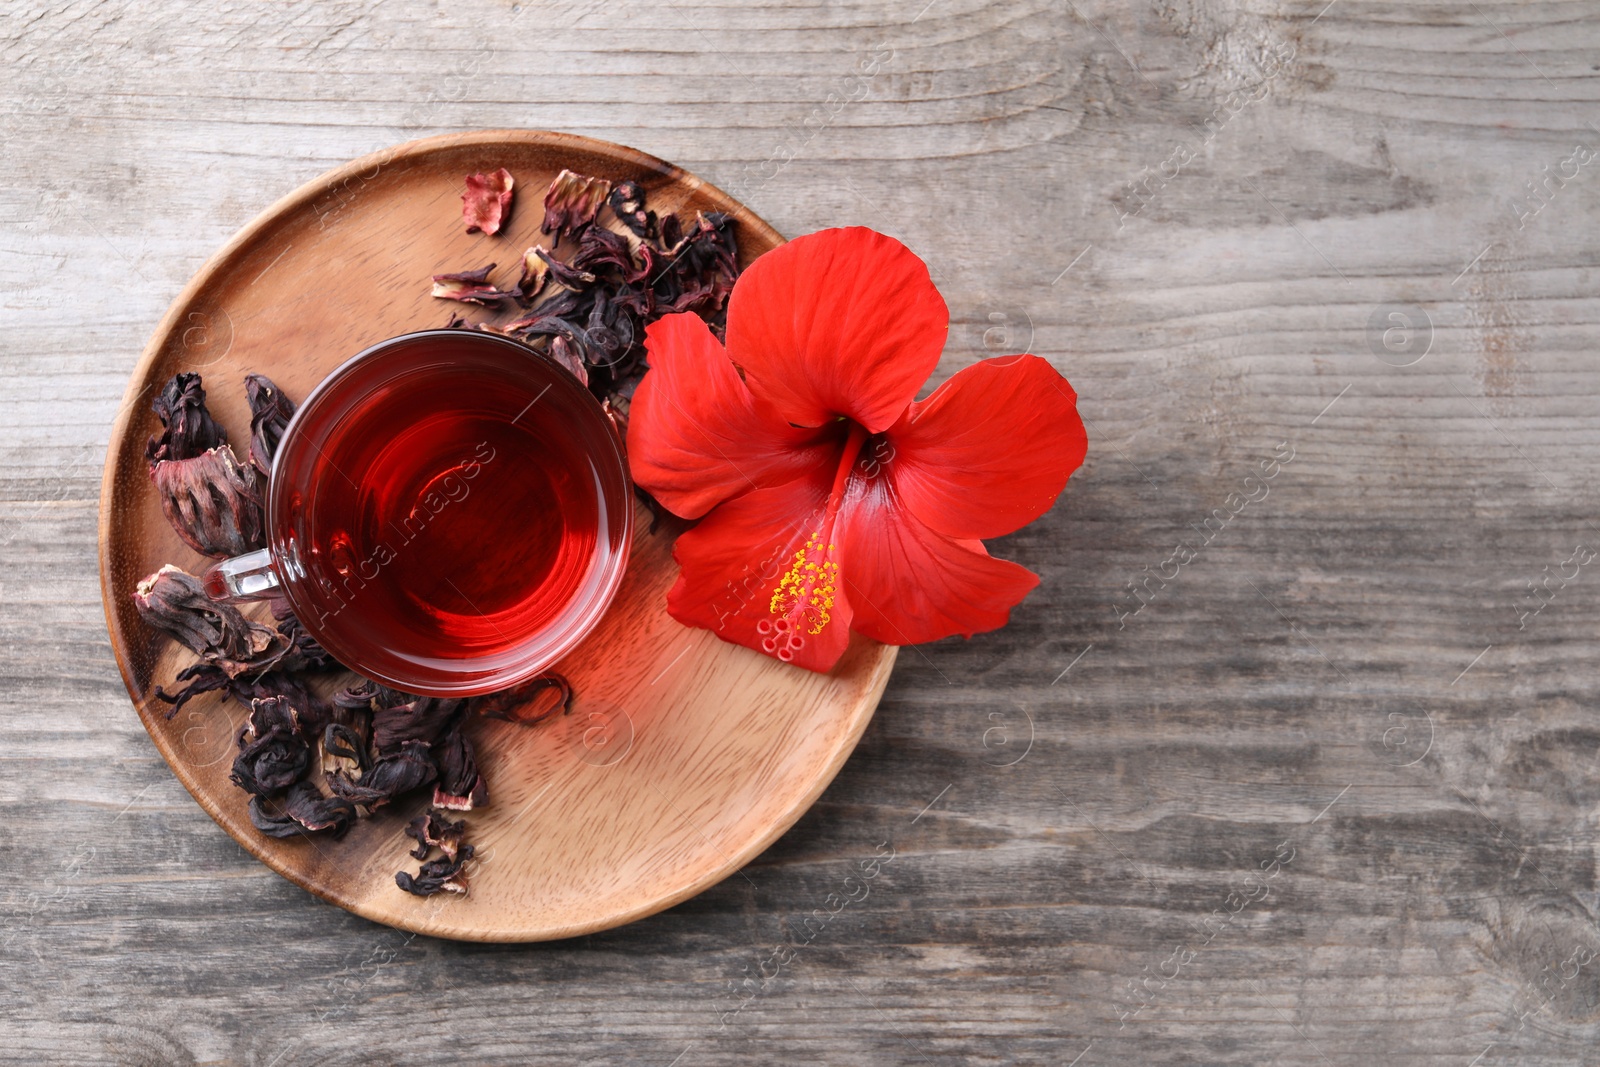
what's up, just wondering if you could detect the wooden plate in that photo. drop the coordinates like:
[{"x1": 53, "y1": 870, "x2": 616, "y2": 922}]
[{"x1": 98, "y1": 130, "x2": 897, "y2": 942}]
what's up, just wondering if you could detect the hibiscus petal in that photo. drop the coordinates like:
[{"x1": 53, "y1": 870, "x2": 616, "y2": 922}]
[
  {"x1": 462, "y1": 168, "x2": 514, "y2": 236},
  {"x1": 836, "y1": 474, "x2": 1039, "y2": 646},
  {"x1": 629, "y1": 313, "x2": 840, "y2": 519},
  {"x1": 666, "y1": 469, "x2": 854, "y2": 673},
  {"x1": 726, "y1": 227, "x2": 948, "y2": 433},
  {"x1": 886, "y1": 354, "x2": 1088, "y2": 540}
]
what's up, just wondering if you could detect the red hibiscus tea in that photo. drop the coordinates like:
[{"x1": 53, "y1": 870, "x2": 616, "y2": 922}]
[{"x1": 263, "y1": 330, "x2": 632, "y2": 695}]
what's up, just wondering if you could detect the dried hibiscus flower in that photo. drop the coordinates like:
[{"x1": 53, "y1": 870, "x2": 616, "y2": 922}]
[
  {"x1": 155, "y1": 656, "x2": 319, "y2": 719},
  {"x1": 151, "y1": 445, "x2": 264, "y2": 558},
  {"x1": 396, "y1": 846, "x2": 474, "y2": 896},
  {"x1": 145, "y1": 372, "x2": 227, "y2": 466},
  {"x1": 442, "y1": 173, "x2": 742, "y2": 407},
  {"x1": 608, "y1": 180, "x2": 655, "y2": 240},
  {"x1": 462, "y1": 168, "x2": 514, "y2": 236},
  {"x1": 431, "y1": 722, "x2": 488, "y2": 811},
  {"x1": 134, "y1": 565, "x2": 279, "y2": 671},
  {"x1": 146, "y1": 372, "x2": 265, "y2": 558},
  {"x1": 431, "y1": 263, "x2": 521, "y2": 306},
  {"x1": 320, "y1": 722, "x2": 370, "y2": 781},
  {"x1": 328, "y1": 739, "x2": 437, "y2": 809},
  {"x1": 244, "y1": 373, "x2": 295, "y2": 477},
  {"x1": 249, "y1": 780, "x2": 357, "y2": 839},
  {"x1": 542, "y1": 168, "x2": 610, "y2": 245},
  {"x1": 231, "y1": 696, "x2": 313, "y2": 798},
  {"x1": 471, "y1": 672, "x2": 572, "y2": 726},
  {"x1": 371, "y1": 693, "x2": 466, "y2": 753},
  {"x1": 406, "y1": 811, "x2": 467, "y2": 861},
  {"x1": 516, "y1": 246, "x2": 549, "y2": 301}
]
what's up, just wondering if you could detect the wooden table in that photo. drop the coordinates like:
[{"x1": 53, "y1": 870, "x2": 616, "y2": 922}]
[{"x1": 5, "y1": 1, "x2": 1599, "y2": 1063}]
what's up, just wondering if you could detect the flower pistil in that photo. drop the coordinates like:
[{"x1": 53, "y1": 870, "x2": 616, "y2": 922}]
[{"x1": 757, "y1": 423, "x2": 868, "y2": 661}]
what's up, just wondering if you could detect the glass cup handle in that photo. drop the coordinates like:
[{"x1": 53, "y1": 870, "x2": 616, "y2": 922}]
[{"x1": 202, "y1": 547, "x2": 282, "y2": 602}]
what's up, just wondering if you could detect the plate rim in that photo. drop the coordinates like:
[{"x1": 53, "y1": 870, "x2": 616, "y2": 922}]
[{"x1": 97, "y1": 128, "x2": 899, "y2": 941}]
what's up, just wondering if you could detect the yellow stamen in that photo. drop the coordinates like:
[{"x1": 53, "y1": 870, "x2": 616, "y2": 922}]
[{"x1": 769, "y1": 531, "x2": 839, "y2": 635}]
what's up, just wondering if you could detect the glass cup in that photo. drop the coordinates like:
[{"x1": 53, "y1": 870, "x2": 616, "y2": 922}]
[{"x1": 203, "y1": 329, "x2": 632, "y2": 696}]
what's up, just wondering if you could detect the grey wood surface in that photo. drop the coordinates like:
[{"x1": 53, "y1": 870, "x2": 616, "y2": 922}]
[{"x1": 5, "y1": 0, "x2": 1600, "y2": 1063}]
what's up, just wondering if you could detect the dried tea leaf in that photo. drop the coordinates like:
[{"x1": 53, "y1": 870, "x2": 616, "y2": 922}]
[
  {"x1": 151, "y1": 445, "x2": 265, "y2": 558},
  {"x1": 462, "y1": 168, "x2": 515, "y2": 236},
  {"x1": 541, "y1": 169, "x2": 611, "y2": 245},
  {"x1": 244, "y1": 373, "x2": 296, "y2": 477}
]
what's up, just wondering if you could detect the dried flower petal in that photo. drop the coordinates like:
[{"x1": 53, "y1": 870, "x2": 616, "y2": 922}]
[
  {"x1": 572, "y1": 226, "x2": 643, "y2": 280},
  {"x1": 249, "y1": 781, "x2": 357, "y2": 839},
  {"x1": 154, "y1": 661, "x2": 322, "y2": 728},
  {"x1": 431, "y1": 724, "x2": 488, "y2": 811},
  {"x1": 406, "y1": 811, "x2": 467, "y2": 861},
  {"x1": 271, "y1": 609, "x2": 334, "y2": 672},
  {"x1": 472, "y1": 673, "x2": 573, "y2": 726},
  {"x1": 396, "y1": 844, "x2": 475, "y2": 896},
  {"x1": 541, "y1": 169, "x2": 611, "y2": 245},
  {"x1": 371, "y1": 695, "x2": 466, "y2": 755},
  {"x1": 516, "y1": 246, "x2": 549, "y2": 301},
  {"x1": 146, "y1": 372, "x2": 227, "y2": 468},
  {"x1": 607, "y1": 180, "x2": 655, "y2": 239},
  {"x1": 462, "y1": 168, "x2": 515, "y2": 236},
  {"x1": 231, "y1": 696, "x2": 312, "y2": 797},
  {"x1": 327, "y1": 739, "x2": 436, "y2": 809},
  {"x1": 431, "y1": 264, "x2": 520, "y2": 305},
  {"x1": 151, "y1": 445, "x2": 265, "y2": 558},
  {"x1": 333, "y1": 678, "x2": 386, "y2": 711},
  {"x1": 134, "y1": 565, "x2": 279, "y2": 669},
  {"x1": 320, "y1": 722, "x2": 370, "y2": 781},
  {"x1": 244, "y1": 373, "x2": 296, "y2": 477},
  {"x1": 534, "y1": 246, "x2": 598, "y2": 291},
  {"x1": 546, "y1": 334, "x2": 589, "y2": 388}
]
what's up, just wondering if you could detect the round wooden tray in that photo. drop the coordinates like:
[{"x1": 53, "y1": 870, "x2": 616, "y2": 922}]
[{"x1": 98, "y1": 130, "x2": 897, "y2": 942}]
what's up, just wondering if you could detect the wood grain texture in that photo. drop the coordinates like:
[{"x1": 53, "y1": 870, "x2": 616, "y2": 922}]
[
  {"x1": 97, "y1": 129, "x2": 897, "y2": 941},
  {"x1": 6, "y1": 0, "x2": 1600, "y2": 1062}
]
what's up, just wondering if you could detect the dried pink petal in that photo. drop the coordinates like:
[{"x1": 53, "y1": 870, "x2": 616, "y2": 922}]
[
  {"x1": 516, "y1": 246, "x2": 549, "y2": 301},
  {"x1": 461, "y1": 168, "x2": 514, "y2": 235},
  {"x1": 548, "y1": 334, "x2": 589, "y2": 388},
  {"x1": 430, "y1": 263, "x2": 519, "y2": 305},
  {"x1": 541, "y1": 169, "x2": 611, "y2": 244}
]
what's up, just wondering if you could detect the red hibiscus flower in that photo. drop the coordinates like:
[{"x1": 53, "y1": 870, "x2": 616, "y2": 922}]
[{"x1": 628, "y1": 226, "x2": 1087, "y2": 672}]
